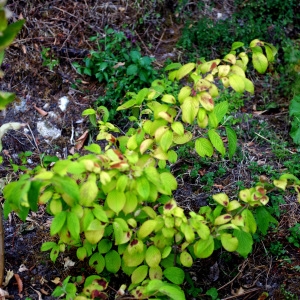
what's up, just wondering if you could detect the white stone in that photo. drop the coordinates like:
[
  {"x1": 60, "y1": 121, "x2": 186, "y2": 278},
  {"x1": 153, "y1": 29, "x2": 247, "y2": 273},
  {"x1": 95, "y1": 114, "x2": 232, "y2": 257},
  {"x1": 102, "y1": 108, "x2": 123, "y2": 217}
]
[
  {"x1": 37, "y1": 121, "x2": 61, "y2": 139},
  {"x1": 58, "y1": 96, "x2": 69, "y2": 112}
]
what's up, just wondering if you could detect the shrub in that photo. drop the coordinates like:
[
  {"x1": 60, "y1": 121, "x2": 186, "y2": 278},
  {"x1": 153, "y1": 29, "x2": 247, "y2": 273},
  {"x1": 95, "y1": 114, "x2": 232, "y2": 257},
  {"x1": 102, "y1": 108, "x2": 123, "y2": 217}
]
[{"x1": 4, "y1": 39, "x2": 299, "y2": 299}]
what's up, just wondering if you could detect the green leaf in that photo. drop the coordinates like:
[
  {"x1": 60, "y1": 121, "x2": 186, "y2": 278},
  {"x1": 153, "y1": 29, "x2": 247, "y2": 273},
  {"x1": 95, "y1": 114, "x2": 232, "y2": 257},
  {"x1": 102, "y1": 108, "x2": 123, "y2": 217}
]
[
  {"x1": 158, "y1": 283, "x2": 186, "y2": 300},
  {"x1": 105, "y1": 250, "x2": 121, "y2": 273},
  {"x1": 160, "y1": 130, "x2": 173, "y2": 152},
  {"x1": 195, "y1": 138, "x2": 214, "y2": 157},
  {"x1": 82, "y1": 108, "x2": 96, "y2": 116},
  {"x1": 138, "y1": 219, "x2": 157, "y2": 239},
  {"x1": 221, "y1": 233, "x2": 238, "y2": 252},
  {"x1": 158, "y1": 172, "x2": 177, "y2": 195},
  {"x1": 164, "y1": 62, "x2": 182, "y2": 71},
  {"x1": 171, "y1": 122, "x2": 184, "y2": 136},
  {"x1": 76, "y1": 247, "x2": 87, "y2": 260},
  {"x1": 255, "y1": 206, "x2": 278, "y2": 235},
  {"x1": 123, "y1": 191, "x2": 138, "y2": 214},
  {"x1": 180, "y1": 251, "x2": 193, "y2": 267},
  {"x1": 225, "y1": 126, "x2": 237, "y2": 159},
  {"x1": 289, "y1": 95, "x2": 300, "y2": 117},
  {"x1": 233, "y1": 229, "x2": 253, "y2": 257},
  {"x1": 130, "y1": 50, "x2": 141, "y2": 62},
  {"x1": 193, "y1": 235, "x2": 214, "y2": 258},
  {"x1": 67, "y1": 211, "x2": 80, "y2": 239},
  {"x1": 243, "y1": 77, "x2": 254, "y2": 94},
  {"x1": 93, "y1": 205, "x2": 109, "y2": 222},
  {"x1": 136, "y1": 176, "x2": 150, "y2": 200},
  {"x1": 0, "y1": 19, "x2": 25, "y2": 51},
  {"x1": 231, "y1": 41, "x2": 244, "y2": 51},
  {"x1": 145, "y1": 245, "x2": 161, "y2": 268},
  {"x1": 106, "y1": 190, "x2": 126, "y2": 214},
  {"x1": 79, "y1": 178, "x2": 98, "y2": 206},
  {"x1": 241, "y1": 209, "x2": 257, "y2": 234},
  {"x1": 89, "y1": 253, "x2": 105, "y2": 273},
  {"x1": 28, "y1": 181, "x2": 42, "y2": 212},
  {"x1": 117, "y1": 99, "x2": 137, "y2": 111},
  {"x1": 214, "y1": 101, "x2": 228, "y2": 123},
  {"x1": 181, "y1": 97, "x2": 199, "y2": 124},
  {"x1": 252, "y1": 52, "x2": 268, "y2": 74},
  {"x1": 50, "y1": 245, "x2": 60, "y2": 262},
  {"x1": 208, "y1": 111, "x2": 219, "y2": 128},
  {"x1": 229, "y1": 74, "x2": 245, "y2": 93},
  {"x1": 208, "y1": 129, "x2": 225, "y2": 156},
  {"x1": 127, "y1": 64, "x2": 138, "y2": 76},
  {"x1": 41, "y1": 241, "x2": 57, "y2": 252},
  {"x1": 52, "y1": 175, "x2": 79, "y2": 205},
  {"x1": 84, "y1": 143, "x2": 101, "y2": 154},
  {"x1": 0, "y1": 91, "x2": 15, "y2": 110},
  {"x1": 176, "y1": 63, "x2": 195, "y2": 80},
  {"x1": 173, "y1": 131, "x2": 193, "y2": 144},
  {"x1": 131, "y1": 265, "x2": 149, "y2": 284},
  {"x1": 163, "y1": 267, "x2": 185, "y2": 285},
  {"x1": 50, "y1": 211, "x2": 67, "y2": 235},
  {"x1": 98, "y1": 239, "x2": 112, "y2": 254}
]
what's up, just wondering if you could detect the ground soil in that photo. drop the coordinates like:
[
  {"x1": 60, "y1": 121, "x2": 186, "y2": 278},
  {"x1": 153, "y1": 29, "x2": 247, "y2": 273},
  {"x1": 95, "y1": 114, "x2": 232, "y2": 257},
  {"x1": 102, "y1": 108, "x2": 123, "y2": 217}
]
[{"x1": 0, "y1": 1, "x2": 300, "y2": 299}]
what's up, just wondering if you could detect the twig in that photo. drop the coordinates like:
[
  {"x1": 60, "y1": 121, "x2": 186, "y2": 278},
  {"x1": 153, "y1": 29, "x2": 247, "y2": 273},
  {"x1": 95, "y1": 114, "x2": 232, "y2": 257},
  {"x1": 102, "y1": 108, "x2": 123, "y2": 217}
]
[
  {"x1": 134, "y1": 30, "x2": 151, "y2": 55},
  {"x1": 26, "y1": 124, "x2": 40, "y2": 153},
  {"x1": 155, "y1": 28, "x2": 166, "y2": 52},
  {"x1": 254, "y1": 132, "x2": 294, "y2": 154}
]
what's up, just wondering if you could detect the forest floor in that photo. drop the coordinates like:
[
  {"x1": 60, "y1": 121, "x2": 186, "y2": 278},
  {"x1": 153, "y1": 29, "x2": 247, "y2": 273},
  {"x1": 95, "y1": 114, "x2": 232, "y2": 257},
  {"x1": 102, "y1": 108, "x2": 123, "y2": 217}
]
[{"x1": 0, "y1": 0, "x2": 300, "y2": 299}]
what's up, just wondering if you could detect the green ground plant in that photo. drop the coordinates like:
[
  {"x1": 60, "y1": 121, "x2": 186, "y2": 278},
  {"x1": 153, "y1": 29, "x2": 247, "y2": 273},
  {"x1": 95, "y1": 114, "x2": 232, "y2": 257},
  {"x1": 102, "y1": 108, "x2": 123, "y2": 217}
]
[
  {"x1": 287, "y1": 223, "x2": 300, "y2": 248},
  {"x1": 4, "y1": 39, "x2": 300, "y2": 299},
  {"x1": 41, "y1": 47, "x2": 59, "y2": 71},
  {"x1": 73, "y1": 27, "x2": 158, "y2": 121},
  {"x1": 178, "y1": 0, "x2": 299, "y2": 60}
]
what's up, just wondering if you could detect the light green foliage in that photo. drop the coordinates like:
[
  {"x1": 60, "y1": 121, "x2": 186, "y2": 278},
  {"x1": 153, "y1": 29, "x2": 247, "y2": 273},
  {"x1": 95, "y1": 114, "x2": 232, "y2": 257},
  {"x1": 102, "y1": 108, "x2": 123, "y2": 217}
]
[{"x1": 4, "y1": 40, "x2": 298, "y2": 299}]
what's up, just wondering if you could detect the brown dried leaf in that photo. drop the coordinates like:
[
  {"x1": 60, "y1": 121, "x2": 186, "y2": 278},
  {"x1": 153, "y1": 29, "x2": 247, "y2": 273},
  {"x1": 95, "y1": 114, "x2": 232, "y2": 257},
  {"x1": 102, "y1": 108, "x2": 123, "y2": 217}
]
[
  {"x1": 33, "y1": 104, "x2": 48, "y2": 116},
  {"x1": 14, "y1": 273, "x2": 23, "y2": 294},
  {"x1": 51, "y1": 277, "x2": 61, "y2": 285},
  {"x1": 75, "y1": 130, "x2": 89, "y2": 150}
]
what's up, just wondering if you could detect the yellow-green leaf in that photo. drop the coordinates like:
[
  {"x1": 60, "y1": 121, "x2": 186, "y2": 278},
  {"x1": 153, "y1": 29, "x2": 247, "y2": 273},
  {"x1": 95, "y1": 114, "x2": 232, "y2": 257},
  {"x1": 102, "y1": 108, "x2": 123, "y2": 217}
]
[
  {"x1": 221, "y1": 233, "x2": 238, "y2": 252},
  {"x1": 180, "y1": 97, "x2": 199, "y2": 124},
  {"x1": 229, "y1": 74, "x2": 245, "y2": 93},
  {"x1": 178, "y1": 86, "x2": 191, "y2": 104},
  {"x1": 173, "y1": 131, "x2": 192, "y2": 144},
  {"x1": 176, "y1": 63, "x2": 195, "y2": 80},
  {"x1": 195, "y1": 138, "x2": 213, "y2": 157},
  {"x1": 160, "y1": 130, "x2": 173, "y2": 152},
  {"x1": 208, "y1": 129, "x2": 225, "y2": 156},
  {"x1": 252, "y1": 52, "x2": 268, "y2": 74},
  {"x1": 106, "y1": 190, "x2": 126, "y2": 214}
]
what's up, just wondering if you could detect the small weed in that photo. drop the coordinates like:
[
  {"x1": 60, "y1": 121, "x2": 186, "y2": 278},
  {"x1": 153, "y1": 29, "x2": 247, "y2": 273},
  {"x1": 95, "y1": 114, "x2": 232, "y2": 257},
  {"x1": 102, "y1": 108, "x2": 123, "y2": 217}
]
[
  {"x1": 73, "y1": 27, "x2": 158, "y2": 122},
  {"x1": 206, "y1": 287, "x2": 219, "y2": 300},
  {"x1": 215, "y1": 89, "x2": 245, "y2": 113},
  {"x1": 287, "y1": 223, "x2": 300, "y2": 248},
  {"x1": 18, "y1": 151, "x2": 32, "y2": 165},
  {"x1": 280, "y1": 284, "x2": 298, "y2": 300},
  {"x1": 267, "y1": 193, "x2": 286, "y2": 218},
  {"x1": 41, "y1": 47, "x2": 59, "y2": 70},
  {"x1": 269, "y1": 241, "x2": 289, "y2": 259}
]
